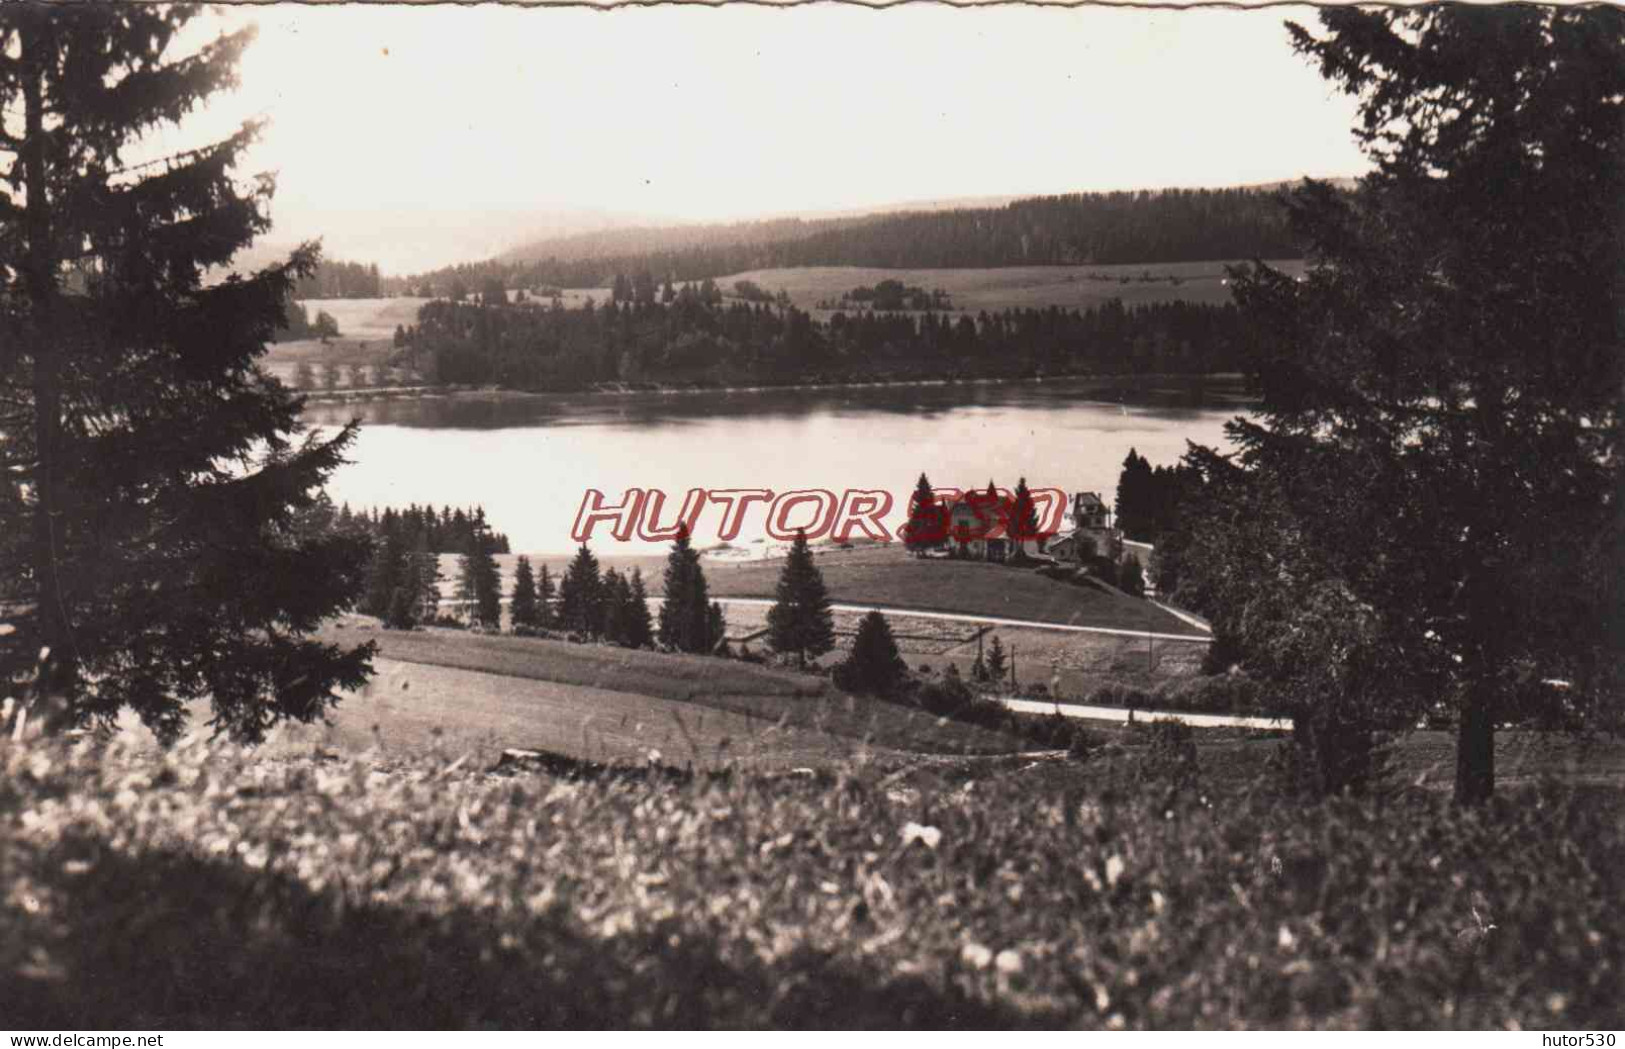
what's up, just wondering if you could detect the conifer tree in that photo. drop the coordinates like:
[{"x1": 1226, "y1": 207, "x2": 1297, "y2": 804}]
[
  {"x1": 985, "y1": 635, "x2": 1008, "y2": 687},
  {"x1": 363, "y1": 531, "x2": 406, "y2": 620},
  {"x1": 901, "y1": 472, "x2": 944, "y2": 556},
  {"x1": 453, "y1": 548, "x2": 477, "y2": 625},
  {"x1": 557, "y1": 544, "x2": 604, "y2": 637},
  {"x1": 1198, "y1": 6, "x2": 1624, "y2": 803},
  {"x1": 410, "y1": 533, "x2": 442, "y2": 624},
  {"x1": 536, "y1": 563, "x2": 556, "y2": 630},
  {"x1": 1010, "y1": 477, "x2": 1040, "y2": 559},
  {"x1": 0, "y1": 8, "x2": 372, "y2": 740},
  {"x1": 657, "y1": 524, "x2": 713, "y2": 653},
  {"x1": 601, "y1": 567, "x2": 627, "y2": 644},
  {"x1": 834, "y1": 611, "x2": 909, "y2": 696},
  {"x1": 469, "y1": 532, "x2": 502, "y2": 630},
  {"x1": 766, "y1": 530, "x2": 835, "y2": 667},
  {"x1": 510, "y1": 555, "x2": 541, "y2": 633},
  {"x1": 1115, "y1": 450, "x2": 1155, "y2": 542},
  {"x1": 624, "y1": 568, "x2": 654, "y2": 649}
]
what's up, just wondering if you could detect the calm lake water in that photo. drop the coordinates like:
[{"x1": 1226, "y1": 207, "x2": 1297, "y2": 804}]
[{"x1": 303, "y1": 377, "x2": 1251, "y2": 554}]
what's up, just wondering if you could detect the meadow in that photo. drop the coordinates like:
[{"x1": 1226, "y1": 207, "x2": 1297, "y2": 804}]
[
  {"x1": 304, "y1": 619, "x2": 1030, "y2": 768},
  {"x1": 698, "y1": 545, "x2": 1203, "y2": 636},
  {"x1": 5, "y1": 727, "x2": 1620, "y2": 1028},
  {"x1": 438, "y1": 546, "x2": 1201, "y2": 637},
  {"x1": 711, "y1": 260, "x2": 1309, "y2": 316}
]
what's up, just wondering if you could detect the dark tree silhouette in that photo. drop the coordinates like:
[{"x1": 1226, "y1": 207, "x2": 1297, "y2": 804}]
[
  {"x1": 985, "y1": 635, "x2": 1008, "y2": 688},
  {"x1": 0, "y1": 8, "x2": 375, "y2": 740},
  {"x1": 833, "y1": 611, "x2": 909, "y2": 696},
  {"x1": 510, "y1": 555, "x2": 541, "y2": 633},
  {"x1": 1196, "y1": 6, "x2": 1625, "y2": 803},
  {"x1": 624, "y1": 568, "x2": 654, "y2": 650},
  {"x1": 766, "y1": 531, "x2": 835, "y2": 668},
  {"x1": 657, "y1": 525, "x2": 715, "y2": 653},
  {"x1": 557, "y1": 544, "x2": 605, "y2": 638},
  {"x1": 901, "y1": 472, "x2": 945, "y2": 556}
]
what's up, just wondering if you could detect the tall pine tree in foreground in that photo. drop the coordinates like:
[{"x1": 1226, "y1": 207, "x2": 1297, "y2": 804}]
[
  {"x1": 1191, "y1": 6, "x2": 1624, "y2": 803},
  {"x1": 0, "y1": 8, "x2": 372, "y2": 741},
  {"x1": 767, "y1": 530, "x2": 834, "y2": 667}
]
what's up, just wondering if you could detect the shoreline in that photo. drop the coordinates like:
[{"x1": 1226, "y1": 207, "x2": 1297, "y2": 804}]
[{"x1": 299, "y1": 369, "x2": 1253, "y2": 407}]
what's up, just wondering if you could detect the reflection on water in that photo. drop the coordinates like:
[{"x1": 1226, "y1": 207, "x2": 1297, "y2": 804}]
[{"x1": 308, "y1": 376, "x2": 1253, "y2": 554}]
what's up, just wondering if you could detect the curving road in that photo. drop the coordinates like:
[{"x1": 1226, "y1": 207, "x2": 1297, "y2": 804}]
[{"x1": 999, "y1": 695, "x2": 1292, "y2": 731}]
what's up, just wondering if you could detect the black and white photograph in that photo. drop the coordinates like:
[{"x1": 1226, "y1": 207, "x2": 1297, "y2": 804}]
[{"x1": 1, "y1": 0, "x2": 1621, "y2": 1032}]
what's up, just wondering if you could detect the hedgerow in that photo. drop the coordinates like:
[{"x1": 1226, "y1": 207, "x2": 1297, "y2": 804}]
[{"x1": 2, "y1": 734, "x2": 1620, "y2": 1029}]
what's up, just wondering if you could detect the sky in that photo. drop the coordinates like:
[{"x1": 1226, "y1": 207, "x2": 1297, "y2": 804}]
[{"x1": 175, "y1": 3, "x2": 1372, "y2": 274}]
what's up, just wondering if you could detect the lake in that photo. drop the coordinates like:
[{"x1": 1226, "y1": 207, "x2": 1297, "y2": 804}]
[{"x1": 303, "y1": 376, "x2": 1251, "y2": 554}]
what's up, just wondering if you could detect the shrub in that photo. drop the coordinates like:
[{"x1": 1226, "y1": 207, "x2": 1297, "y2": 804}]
[
  {"x1": 1150, "y1": 672, "x2": 1266, "y2": 716},
  {"x1": 915, "y1": 672, "x2": 975, "y2": 718},
  {"x1": 385, "y1": 587, "x2": 418, "y2": 631},
  {"x1": 1133, "y1": 717, "x2": 1200, "y2": 790},
  {"x1": 832, "y1": 612, "x2": 908, "y2": 696},
  {"x1": 1084, "y1": 682, "x2": 1153, "y2": 711}
]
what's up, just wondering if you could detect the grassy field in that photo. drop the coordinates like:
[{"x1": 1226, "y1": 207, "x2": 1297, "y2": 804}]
[
  {"x1": 6, "y1": 727, "x2": 1621, "y2": 1028},
  {"x1": 697, "y1": 545, "x2": 1203, "y2": 636},
  {"x1": 432, "y1": 546, "x2": 1208, "y2": 702},
  {"x1": 927, "y1": 625, "x2": 1209, "y2": 696},
  {"x1": 713, "y1": 600, "x2": 1208, "y2": 696},
  {"x1": 442, "y1": 545, "x2": 1202, "y2": 635},
  {"x1": 306, "y1": 619, "x2": 1029, "y2": 767},
  {"x1": 713, "y1": 260, "x2": 1308, "y2": 315},
  {"x1": 265, "y1": 657, "x2": 891, "y2": 772}
]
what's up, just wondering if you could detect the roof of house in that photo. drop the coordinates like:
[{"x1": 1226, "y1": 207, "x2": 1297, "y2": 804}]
[{"x1": 1075, "y1": 491, "x2": 1106, "y2": 509}]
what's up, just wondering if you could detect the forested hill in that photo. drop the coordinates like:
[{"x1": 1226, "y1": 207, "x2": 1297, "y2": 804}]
[{"x1": 392, "y1": 185, "x2": 1309, "y2": 295}]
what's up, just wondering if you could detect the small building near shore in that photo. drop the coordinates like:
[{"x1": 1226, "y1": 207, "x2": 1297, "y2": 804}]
[
  {"x1": 945, "y1": 496, "x2": 1011, "y2": 562},
  {"x1": 1048, "y1": 491, "x2": 1118, "y2": 562}
]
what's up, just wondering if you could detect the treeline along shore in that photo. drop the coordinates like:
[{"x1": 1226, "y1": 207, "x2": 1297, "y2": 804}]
[{"x1": 392, "y1": 287, "x2": 1250, "y2": 392}]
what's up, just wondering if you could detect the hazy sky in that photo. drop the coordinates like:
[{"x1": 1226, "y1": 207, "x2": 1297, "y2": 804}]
[{"x1": 180, "y1": 3, "x2": 1371, "y2": 273}]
